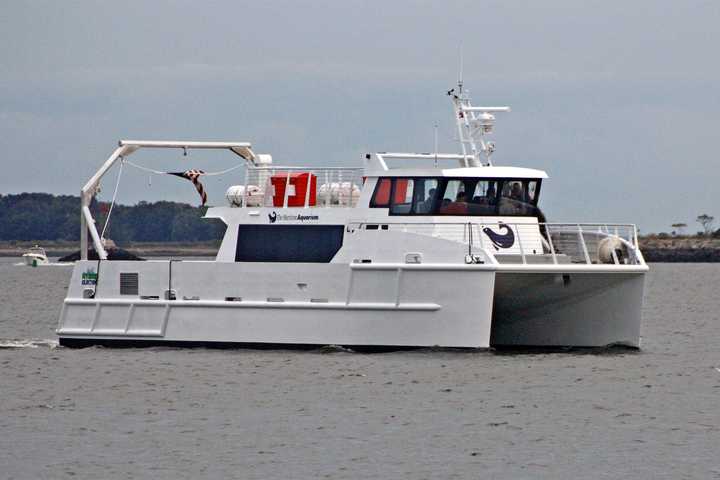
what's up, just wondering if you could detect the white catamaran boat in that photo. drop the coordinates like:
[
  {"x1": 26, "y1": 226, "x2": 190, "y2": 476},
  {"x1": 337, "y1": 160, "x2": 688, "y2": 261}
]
[{"x1": 57, "y1": 83, "x2": 648, "y2": 349}]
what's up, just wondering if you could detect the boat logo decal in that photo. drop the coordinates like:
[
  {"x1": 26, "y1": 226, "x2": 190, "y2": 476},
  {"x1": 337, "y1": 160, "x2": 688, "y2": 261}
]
[
  {"x1": 268, "y1": 211, "x2": 320, "y2": 223},
  {"x1": 81, "y1": 268, "x2": 98, "y2": 286},
  {"x1": 482, "y1": 223, "x2": 515, "y2": 250}
]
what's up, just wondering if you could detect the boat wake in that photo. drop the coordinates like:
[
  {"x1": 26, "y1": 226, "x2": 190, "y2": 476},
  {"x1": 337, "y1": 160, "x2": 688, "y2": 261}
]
[
  {"x1": 0, "y1": 339, "x2": 59, "y2": 349},
  {"x1": 317, "y1": 344, "x2": 356, "y2": 354},
  {"x1": 13, "y1": 262, "x2": 73, "y2": 267}
]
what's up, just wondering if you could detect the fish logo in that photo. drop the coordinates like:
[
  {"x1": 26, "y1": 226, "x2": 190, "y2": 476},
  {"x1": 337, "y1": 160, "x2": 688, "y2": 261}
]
[
  {"x1": 268, "y1": 211, "x2": 277, "y2": 223},
  {"x1": 482, "y1": 223, "x2": 515, "y2": 250}
]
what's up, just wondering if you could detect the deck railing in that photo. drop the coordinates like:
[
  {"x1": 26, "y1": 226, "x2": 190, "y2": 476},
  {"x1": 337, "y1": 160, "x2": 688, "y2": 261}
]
[
  {"x1": 348, "y1": 221, "x2": 642, "y2": 266},
  {"x1": 241, "y1": 166, "x2": 364, "y2": 208},
  {"x1": 542, "y1": 223, "x2": 639, "y2": 265}
]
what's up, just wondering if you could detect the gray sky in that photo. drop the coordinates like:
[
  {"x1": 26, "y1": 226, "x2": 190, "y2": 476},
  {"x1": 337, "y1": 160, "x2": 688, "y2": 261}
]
[{"x1": 1, "y1": 0, "x2": 718, "y2": 233}]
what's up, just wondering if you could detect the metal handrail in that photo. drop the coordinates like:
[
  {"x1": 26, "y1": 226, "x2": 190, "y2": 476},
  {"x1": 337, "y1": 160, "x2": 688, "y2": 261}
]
[
  {"x1": 247, "y1": 166, "x2": 364, "y2": 172},
  {"x1": 347, "y1": 221, "x2": 643, "y2": 266},
  {"x1": 241, "y1": 166, "x2": 364, "y2": 208}
]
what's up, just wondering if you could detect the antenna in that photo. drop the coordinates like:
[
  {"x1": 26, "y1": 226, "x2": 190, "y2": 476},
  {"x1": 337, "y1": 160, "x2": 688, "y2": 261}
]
[
  {"x1": 448, "y1": 81, "x2": 510, "y2": 167},
  {"x1": 433, "y1": 123, "x2": 439, "y2": 167},
  {"x1": 458, "y1": 44, "x2": 464, "y2": 92}
]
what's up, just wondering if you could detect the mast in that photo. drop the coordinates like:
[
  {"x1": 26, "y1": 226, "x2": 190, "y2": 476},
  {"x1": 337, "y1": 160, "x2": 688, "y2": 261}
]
[{"x1": 447, "y1": 83, "x2": 510, "y2": 167}]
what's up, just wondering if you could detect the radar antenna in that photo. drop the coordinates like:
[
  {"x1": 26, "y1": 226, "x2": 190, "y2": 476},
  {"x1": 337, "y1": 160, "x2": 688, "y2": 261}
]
[{"x1": 447, "y1": 83, "x2": 509, "y2": 167}]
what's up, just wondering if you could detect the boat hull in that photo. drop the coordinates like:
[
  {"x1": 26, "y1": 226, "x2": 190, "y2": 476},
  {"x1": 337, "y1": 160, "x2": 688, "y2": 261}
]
[
  {"x1": 57, "y1": 260, "x2": 646, "y2": 350},
  {"x1": 23, "y1": 254, "x2": 49, "y2": 266},
  {"x1": 490, "y1": 270, "x2": 645, "y2": 348},
  {"x1": 58, "y1": 260, "x2": 497, "y2": 348}
]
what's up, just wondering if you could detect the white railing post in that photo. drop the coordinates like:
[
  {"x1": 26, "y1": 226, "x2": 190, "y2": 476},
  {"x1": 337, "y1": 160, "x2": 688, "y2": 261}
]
[
  {"x1": 578, "y1": 225, "x2": 592, "y2": 264},
  {"x1": 545, "y1": 225, "x2": 558, "y2": 264},
  {"x1": 633, "y1": 225, "x2": 639, "y2": 248},
  {"x1": 243, "y1": 167, "x2": 250, "y2": 208},
  {"x1": 263, "y1": 168, "x2": 273, "y2": 207},
  {"x1": 283, "y1": 171, "x2": 291, "y2": 208},
  {"x1": 516, "y1": 223, "x2": 527, "y2": 264},
  {"x1": 339, "y1": 170, "x2": 344, "y2": 207},
  {"x1": 325, "y1": 171, "x2": 330, "y2": 206},
  {"x1": 304, "y1": 172, "x2": 312, "y2": 208}
]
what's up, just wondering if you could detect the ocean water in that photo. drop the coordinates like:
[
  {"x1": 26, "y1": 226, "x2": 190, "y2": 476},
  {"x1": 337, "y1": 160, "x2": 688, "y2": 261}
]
[{"x1": 0, "y1": 258, "x2": 719, "y2": 479}]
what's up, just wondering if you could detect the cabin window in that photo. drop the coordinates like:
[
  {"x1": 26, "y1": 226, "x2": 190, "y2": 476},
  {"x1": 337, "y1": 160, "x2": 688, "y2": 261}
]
[
  {"x1": 471, "y1": 180, "x2": 498, "y2": 203},
  {"x1": 374, "y1": 177, "x2": 542, "y2": 217},
  {"x1": 467, "y1": 180, "x2": 499, "y2": 215},
  {"x1": 370, "y1": 178, "x2": 392, "y2": 207},
  {"x1": 436, "y1": 179, "x2": 500, "y2": 216},
  {"x1": 413, "y1": 178, "x2": 439, "y2": 214},
  {"x1": 498, "y1": 179, "x2": 541, "y2": 216},
  {"x1": 235, "y1": 225, "x2": 344, "y2": 262},
  {"x1": 437, "y1": 179, "x2": 468, "y2": 215},
  {"x1": 527, "y1": 181, "x2": 538, "y2": 202},
  {"x1": 390, "y1": 179, "x2": 414, "y2": 214}
]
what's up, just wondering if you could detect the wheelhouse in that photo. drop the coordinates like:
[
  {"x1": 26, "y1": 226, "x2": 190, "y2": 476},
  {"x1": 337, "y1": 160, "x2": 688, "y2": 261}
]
[{"x1": 369, "y1": 175, "x2": 544, "y2": 217}]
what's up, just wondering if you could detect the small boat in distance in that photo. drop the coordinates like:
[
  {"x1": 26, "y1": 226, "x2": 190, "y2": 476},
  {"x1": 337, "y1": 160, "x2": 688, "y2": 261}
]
[
  {"x1": 22, "y1": 245, "x2": 49, "y2": 267},
  {"x1": 57, "y1": 80, "x2": 648, "y2": 349}
]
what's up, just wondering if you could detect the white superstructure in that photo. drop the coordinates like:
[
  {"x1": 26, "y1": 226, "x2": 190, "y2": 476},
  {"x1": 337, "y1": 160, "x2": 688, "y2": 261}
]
[{"x1": 57, "y1": 83, "x2": 647, "y2": 349}]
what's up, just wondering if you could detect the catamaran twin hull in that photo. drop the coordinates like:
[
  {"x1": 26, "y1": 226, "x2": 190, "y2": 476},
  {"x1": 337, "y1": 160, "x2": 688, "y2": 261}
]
[{"x1": 58, "y1": 236, "x2": 646, "y2": 349}]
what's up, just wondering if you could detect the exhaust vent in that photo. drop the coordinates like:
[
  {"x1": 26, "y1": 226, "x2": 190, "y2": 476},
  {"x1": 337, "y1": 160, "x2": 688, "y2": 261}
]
[{"x1": 120, "y1": 272, "x2": 139, "y2": 295}]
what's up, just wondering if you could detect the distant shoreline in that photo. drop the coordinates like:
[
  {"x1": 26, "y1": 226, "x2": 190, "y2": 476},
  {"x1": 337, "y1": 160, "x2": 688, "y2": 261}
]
[
  {"x1": 0, "y1": 240, "x2": 219, "y2": 258},
  {"x1": 2, "y1": 238, "x2": 719, "y2": 262},
  {"x1": 639, "y1": 236, "x2": 720, "y2": 263}
]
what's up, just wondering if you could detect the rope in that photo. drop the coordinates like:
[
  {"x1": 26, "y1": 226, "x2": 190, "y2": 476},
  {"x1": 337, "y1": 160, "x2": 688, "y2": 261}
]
[
  {"x1": 123, "y1": 159, "x2": 165, "y2": 175},
  {"x1": 100, "y1": 159, "x2": 124, "y2": 241},
  {"x1": 124, "y1": 159, "x2": 245, "y2": 176}
]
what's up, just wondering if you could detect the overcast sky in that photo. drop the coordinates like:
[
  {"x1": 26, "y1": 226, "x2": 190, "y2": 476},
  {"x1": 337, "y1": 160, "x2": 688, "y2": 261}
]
[{"x1": 1, "y1": 1, "x2": 718, "y2": 233}]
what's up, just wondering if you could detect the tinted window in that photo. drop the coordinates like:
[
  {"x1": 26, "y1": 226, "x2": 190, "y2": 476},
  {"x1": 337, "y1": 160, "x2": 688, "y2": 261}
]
[
  {"x1": 390, "y1": 179, "x2": 414, "y2": 214},
  {"x1": 413, "y1": 178, "x2": 439, "y2": 214},
  {"x1": 467, "y1": 180, "x2": 499, "y2": 215},
  {"x1": 235, "y1": 225, "x2": 344, "y2": 262},
  {"x1": 527, "y1": 180, "x2": 538, "y2": 202},
  {"x1": 437, "y1": 179, "x2": 468, "y2": 215},
  {"x1": 498, "y1": 179, "x2": 540, "y2": 216},
  {"x1": 370, "y1": 178, "x2": 391, "y2": 207},
  {"x1": 435, "y1": 179, "x2": 499, "y2": 216},
  {"x1": 376, "y1": 177, "x2": 541, "y2": 217}
]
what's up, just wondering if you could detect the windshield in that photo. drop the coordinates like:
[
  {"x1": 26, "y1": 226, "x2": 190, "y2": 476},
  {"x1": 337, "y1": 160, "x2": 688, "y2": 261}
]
[{"x1": 372, "y1": 177, "x2": 542, "y2": 216}]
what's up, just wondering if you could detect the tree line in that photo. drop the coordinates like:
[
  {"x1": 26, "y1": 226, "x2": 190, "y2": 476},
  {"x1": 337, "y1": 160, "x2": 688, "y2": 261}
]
[
  {"x1": 2, "y1": 192, "x2": 717, "y2": 243},
  {"x1": 0, "y1": 193, "x2": 224, "y2": 242},
  {"x1": 668, "y1": 214, "x2": 719, "y2": 237}
]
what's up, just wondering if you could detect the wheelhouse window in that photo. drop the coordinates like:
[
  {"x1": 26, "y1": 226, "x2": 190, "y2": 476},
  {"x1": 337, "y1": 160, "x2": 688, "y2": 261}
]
[
  {"x1": 390, "y1": 179, "x2": 414, "y2": 214},
  {"x1": 498, "y1": 179, "x2": 541, "y2": 216},
  {"x1": 370, "y1": 177, "x2": 542, "y2": 216},
  {"x1": 413, "y1": 178, "x2": 438, "y2": 214},
  {"x1": 370, "y1": 178, "x2": 392, "y2": 207},
  {"x1": 437, "y1": 179, "x2": 500, "y2": 216},
  {"x1": 438, "y1": 179, "x2": 468, "y2": 215}
]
